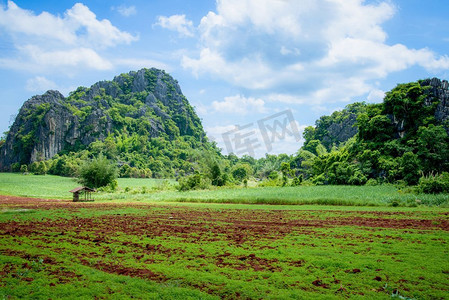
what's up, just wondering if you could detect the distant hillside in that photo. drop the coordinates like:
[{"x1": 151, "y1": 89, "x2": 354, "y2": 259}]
[
  {"x1": 303, "y1": 78, "x2": 449, "y2": 152},
  {"x1": 0, "y1": 68, "x2": 217, "y2": 177},
  {"x1": 302, "y1": 102, "x2": 367, "y2": 152},
  {"x1": 296, "y1": 78, "x2": 449, "y2": 185}
]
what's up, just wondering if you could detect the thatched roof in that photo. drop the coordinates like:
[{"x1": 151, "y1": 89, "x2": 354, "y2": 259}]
[{"x1": 69, "y1": 187, "x2": 96, "y2": 193}]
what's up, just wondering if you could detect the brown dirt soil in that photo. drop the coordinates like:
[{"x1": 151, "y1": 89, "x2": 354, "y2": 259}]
[
  {"x1": 1, "y1": 195, "x2": 448, "y2": 234},
  {"x1": 1, "y1": 194, "x2": 449, "y2": 294}
]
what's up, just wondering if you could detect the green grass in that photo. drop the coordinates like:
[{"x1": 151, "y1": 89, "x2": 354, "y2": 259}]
[
  {"x1": 0, "y1": 173, "x2": 78, "y2": 199},
  {"x1": 1, "y1": 172, "x2": 448, "y2": 207},
  {"x1": 0, "y1": 203, "x2": 448, "y2": 299},
  {"x1": 1, "y1": 172, "x2": 448, "y2": 298},
  {"x1": 98, "y1": 185, "x2": 449, "y2": 207},
  {"x1": 0, "y1": 173, "x2": 174, "y2": 200}
]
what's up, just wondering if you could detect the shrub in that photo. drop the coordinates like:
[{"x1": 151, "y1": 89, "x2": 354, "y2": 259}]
[
  {"x1": 312, "y1": 174, "x2": 326, "y2": 185},
  {"x1": 257, "y1": 178, "x2": 282, "y2": 187},
  {"x1": 232, "y1": 163, "x2": 252, "y2": 182},
  {"x1": 365, "y1": 178, "x2": 378, "y2": 186},
  {"x1": 268, "y1": 171, "x2": 279, "y2": 180},
  {"x1": 30, "y1": 161, "x2": 47, "y2": 175},
  {"x1": 291, "y1": 175, "x2": 303, "y2": 186},
  {"x1": 77, "y1": 154, "x2": 118, "y2": 189},
  {"x1": 417, "y1": 172, "x2": 449, "y2": 194},
  {"x1": 348, "y1": 170, "x2": 367, "y2": 185},
  {"x1": 178, "y1": 173, "x2": 210, "y2": 191},
  {"x1": 20, "y1": 164, "x2": 28, "y2": 173},
  {"x1": 211, "y1": 162, "x2": 229, "y2": 186}
]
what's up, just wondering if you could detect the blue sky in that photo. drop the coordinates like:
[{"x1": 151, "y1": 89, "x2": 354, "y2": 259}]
[{"x1": 0, "y1": 0, "x2": 448, "y2": 157}]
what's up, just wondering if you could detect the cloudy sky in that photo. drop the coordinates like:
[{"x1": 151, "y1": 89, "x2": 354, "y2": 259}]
[{"x1": 0, "y1": 0, "x2": 448, "y2": 157}]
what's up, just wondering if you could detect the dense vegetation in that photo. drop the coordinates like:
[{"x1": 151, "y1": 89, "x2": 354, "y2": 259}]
[
  {"x1": 2, "y1": 75, "x2": 449, "y2": 193},
  {"x1": 294, "y1": 81, "x2": 449, "y2": 189},
  {"x1": 1, "y1": 69, "x2": 223, "y2": 180}
]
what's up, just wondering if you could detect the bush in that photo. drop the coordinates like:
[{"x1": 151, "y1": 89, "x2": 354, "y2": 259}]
[
  {"x1": 348, "y1": 170, "x2": 367, "y2": 185},
  {"x1": 257, "y1": 178, "x2": 282, "y2": 187},
  {"x1": 232, "y1": 163, "x2": 252, "y2": 182},
  {"x1": 417, "y1": 172, "x2": 449, "y2": 194},
  {"x1": 268, "y1": 171, "x2": 279, "y2": 180},
  {"x1": 291, "y1": 175, "x2": 303, "y2": 186},
  {"x1": 211, "y1": 162, "x2": 229, "y2": 186},
  {"x1": 178, "y1": 173, "x2": 211, "y2": 191},
  {"x1": 20, "y1": 164, "x2": 28, "y2": 173},
  {"x1": 312, "y1": 174, "x2": 326, "y2": 185},
  {"x1": 77, "y1": 154, "x2": 118, "y2": 189},
  {"x1": 365, "y1": 178, "x2": 378, "y2": 186},
  {"x1": 30, "y1": 161, "x2": 47, "y2": 175}
]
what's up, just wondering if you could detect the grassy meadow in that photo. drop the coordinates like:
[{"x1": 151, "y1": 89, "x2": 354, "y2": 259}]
[
  {"x1": 0, "y1": 173, "x2": 448, "y2": 207},
  {"x1": 1, "y1": 172, "x2": 449, "y2": 299}
]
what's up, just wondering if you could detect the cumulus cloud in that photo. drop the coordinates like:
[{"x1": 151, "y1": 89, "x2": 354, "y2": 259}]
[
  {"x1": 26, "y1": 76, "x2": 57, "y2": 92},
  {"x1": 115, "y1": 58, "x2": 168, "y2": 71},
  {"x1": 155, "y1": 14, "x2": 195, "y2": 37},
  {"x1": 367, "y1": 89, "x2": 386, "y2": 102},
  {"x1": 23, "y1": 45, "x2": 113, "y2": 70},
  {"x1": 0, "y1": 1, "x2": 138, "y2": 72},
  {"x1": 112, "y1": 5, "x2": 137, "y2": 17},
  {"x1": 0, "y1": 1, "x2": 137, "y2": 48},
  {"x1": 212, "y1": 94, "x2": 266, "y2": 115},
  {"x1": 182, "y1": 0, "x2": 449, "y2": 106}
]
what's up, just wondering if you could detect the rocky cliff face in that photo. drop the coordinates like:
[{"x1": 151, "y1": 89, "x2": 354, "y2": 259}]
[
  {"x1": 320, "y1": 113, "x2": 359, "y2": 148},
  {"x1": 422, "y1": 78, "x2": 449, "y2": 129},
  {"x1": 0, "y1": 68, "x2": 204, "y2": 170},
  {"x1": 306, "y1": 78, "x2": 449, "y2": 150}
]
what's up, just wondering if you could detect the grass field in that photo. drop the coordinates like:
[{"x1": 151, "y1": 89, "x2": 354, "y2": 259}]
[
  {"x1": 1, "y1": 173, "x2": 449, "y2": 299},
  {"x1": 0, "y1": 197, "x2": 448, "y2": 299},
  {"x1": 1, "y1": 173, "x2": 448, "y2": 207}
]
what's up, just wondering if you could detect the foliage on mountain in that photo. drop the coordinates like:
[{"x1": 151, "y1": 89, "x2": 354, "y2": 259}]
[
  {"x1": 292, "y1": 78, "x2": 449, "y2": 187},
  {"x1": 302, "y1": 102, "x2": 367, "y2": 152},
  {"x1": 0, "y1": 68, "x2": 221, "y2": 179}
]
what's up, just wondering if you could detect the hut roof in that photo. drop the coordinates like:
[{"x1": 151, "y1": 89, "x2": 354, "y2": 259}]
[{"x1": 69, "y1": 187, "x2": 96, "y2": 193}]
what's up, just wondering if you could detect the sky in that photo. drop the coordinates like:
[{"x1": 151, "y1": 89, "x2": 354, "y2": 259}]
[{"x1": 0, "y1": 0, "x2": 448, "y2": 157}]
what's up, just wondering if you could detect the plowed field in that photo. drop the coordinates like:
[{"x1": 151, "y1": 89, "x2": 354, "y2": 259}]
[{"x1": 1, "y1": 195, "x2": 448, "y2": 299}]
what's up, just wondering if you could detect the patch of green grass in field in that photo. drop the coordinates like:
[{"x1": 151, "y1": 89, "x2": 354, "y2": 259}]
[
  {"x1": 98, "y1": 185, "x2": 449, "y2": 207},
  {"x1": 0, "y1": 173, "x2": 175, "y2": 200},
  {"x1": 0, "y1": 203, "x2": 448, "y2": 299},
  {"x1": 0, "y1": 254, "x2": 215, "y2": 299},
  {"x1": 0, "y1": 173, "x2": 78, "y2": 199},
  {"x1": 1, "y1": 172, "x2": 448, "y2": 207}
]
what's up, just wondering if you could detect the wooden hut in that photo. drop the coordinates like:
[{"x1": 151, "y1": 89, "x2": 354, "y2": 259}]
[{"x1": 69, "y1": 187, "x2": 96, "y2": 202}]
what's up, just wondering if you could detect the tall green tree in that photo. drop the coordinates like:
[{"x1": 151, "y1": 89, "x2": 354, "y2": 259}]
[{"x1": 78, "y1": 154, "x2": 118, "y2": 189}]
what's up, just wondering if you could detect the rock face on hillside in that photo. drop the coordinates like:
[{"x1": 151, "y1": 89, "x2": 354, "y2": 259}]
[
  {"x1": 320, "y1": 113, "x2": 359, "y2": 148},
  {"x1": 0, "y1": 68, "x2": 204, "y2": 170},
  {"x1": 313, "y1": 78, "x2": 449, "y2": 149},
  {"x1": 423, "y1": 78, "x2": 449, "y2": 129}
]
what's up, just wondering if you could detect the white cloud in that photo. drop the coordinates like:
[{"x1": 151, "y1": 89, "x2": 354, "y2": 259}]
[
  {"x1": 112, "y1": 5, "x2": 137, "y2": 17},
  {"x1": 115, "y1": 58, "x2": 168, "y2": 71},
  {"x1": 212, "y1": 94, "x2": 266, "y2": 115},
  {"x1": 182, "y1": 48, "x2": 276, "y2": 89},
  {"x1": 26, "y1": 76, "x2": 57, "y2": 92},
  {"x1": 25, "y1": 76, "x2": 75, "y2": 95},
  {"x1": 65, "y1": 3, "x2": 138, "y2": 48},
  {"x1": 0, "y1": 1, "x2": 139, "y2": 72},
  {"x1": 23, "y1": 45, "x2": 113, "y2": 70},
  {"x1": 0, "y1": 1, "x2": 137, "y2": 48},
  {"x1": 367, "y1": 89, "x2": 385, "y2": 102},
  {"x1": 156, "y1": 14, "x2": 195, "y2": 37},
  {"x1": 182, "y1": 0, "x2": 449, "y2": 106}
]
